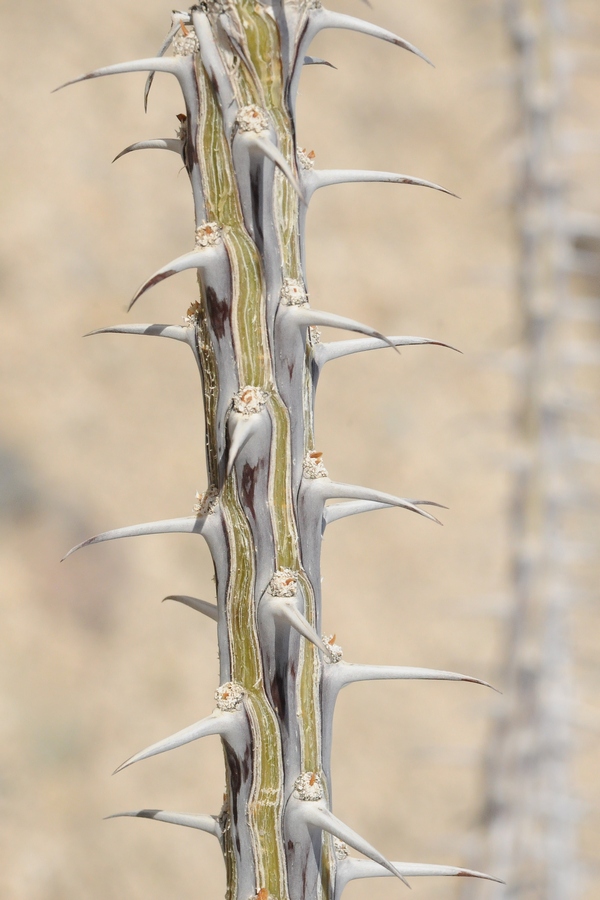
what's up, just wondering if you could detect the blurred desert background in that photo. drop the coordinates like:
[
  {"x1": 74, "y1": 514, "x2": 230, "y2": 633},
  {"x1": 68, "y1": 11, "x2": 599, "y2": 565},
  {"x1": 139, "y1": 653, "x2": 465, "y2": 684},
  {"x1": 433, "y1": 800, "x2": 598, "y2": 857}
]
[{"x1": 0, "y1": 1, "x2": 598, "y2": 898}]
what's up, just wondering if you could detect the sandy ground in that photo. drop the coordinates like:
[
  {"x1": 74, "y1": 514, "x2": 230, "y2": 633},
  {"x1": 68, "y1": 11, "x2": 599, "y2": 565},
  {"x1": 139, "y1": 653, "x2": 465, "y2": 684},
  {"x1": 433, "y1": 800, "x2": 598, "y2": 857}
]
[{"x1": 0, "y1": 1, "x2": 598, "y2": 898}]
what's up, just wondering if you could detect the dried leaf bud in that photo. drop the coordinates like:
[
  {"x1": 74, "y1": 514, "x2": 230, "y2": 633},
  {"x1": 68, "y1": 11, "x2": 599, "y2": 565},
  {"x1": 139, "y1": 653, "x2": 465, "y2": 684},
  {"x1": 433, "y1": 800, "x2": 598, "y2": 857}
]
[
  {"x1": 294, "y1": 771, "x2": 324, "y2": 801},
  {"x1": 297, "y1": 147, "x2": 316, "y2": 170},
  {"x1": 280, "y1": 278, "x2": 308, "y2": 307},
  {"x1": 334, "y1": 839, "x2": 349, "y2": 860},
  {"x1": 303, "y1": 451, "x2": 328, "y2": 479},
  {"x1": 172, "y1": 28, "x2": 199, "y2": 56},
  {"x1": 195, "y1": 221, "x2": 222, "y2": 249},
  {"x1": 269, "y1": 569, "x2": 298, "y2": 598},
  {"x1": 215, "y1": 682, "x2": 244, "y2": 711},
  {"x1": 232, "y1": 386, "x2": 269, "y2": 416},
  {"x1": 193, "y1": 486, "x2": 219, "y2": 516},
  {"x1": 236, "y1": 105, "x2": 269, "y2": 134},
  {"x1": 322, "y1": 635, "x2": 343, "y2": 663}
]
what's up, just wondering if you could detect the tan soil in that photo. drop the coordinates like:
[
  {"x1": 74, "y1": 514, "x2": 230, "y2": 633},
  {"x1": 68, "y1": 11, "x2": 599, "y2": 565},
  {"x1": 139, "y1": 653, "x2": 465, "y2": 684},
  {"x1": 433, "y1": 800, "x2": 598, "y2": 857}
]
[{"x1": 0, "y1": 2, "x2": 598, "y2": 898}]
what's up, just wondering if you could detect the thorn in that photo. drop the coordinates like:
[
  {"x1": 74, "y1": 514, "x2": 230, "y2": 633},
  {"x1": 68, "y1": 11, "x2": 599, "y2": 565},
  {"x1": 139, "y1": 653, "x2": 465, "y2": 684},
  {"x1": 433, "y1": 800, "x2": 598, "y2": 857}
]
[
  {"x1": 316, "y1": 335, "x2": 461, "y2": 368},
  {"x1": 300, "y1": 802, "x2": 410, "y2": 888},
  {"x1": 247, "y1": 134, "x2": 304, "y2": 201},
  {"x1": 112, "y1": 710, "x2": 233, "y2": 774},
  {"x1": 292, "y1": 308, "x2": 401, "y2": 355},
  {"x1": 105, "y1": 809, "x2": 221, "y2": 838},
  {"x1": 112, "y1": 138, "x2": 183, "y2": 163},
  {"x1": 128, "y1": 247, "x2": 216, "y2": 311},
  {"x1": 312, "y1": 10, "x2": 433, "y2": 68},
  {"x1": 322, "y1": 481, "x2": 443, "y2": 526},
  {"x1": 53, "y1": 57, "x2": 182, "y2": 94},
  {"x1": 227, "y1": 413, "x2": 262, "y2": 478},
  {"x1": 143, "y1": 15, "x2": 186, "y2": 111},
  {"x1": 307, "y1": 169, "x2": 457, "y2": 203},
  {"x1": 303, "y1": 55, "x2": 337, "y2": 69},
  {"x1": 326, "y1": 662, "x2": 498, "y2": 693},
  {"x1": 163, "y1": 595, "x2": 218, "y2": 621},
  {"x1": 61, "y1": 516, "x2": 206, "y2": 561},
  {"x1": 84, "y1": 323, "x2": 189, "y2": 342},
  {"x1": 267, "y1": 596, "x2": 335, "y2": 660},
  {"x1": 335, "y1": 857, "x2": 504, "y2": 898}
]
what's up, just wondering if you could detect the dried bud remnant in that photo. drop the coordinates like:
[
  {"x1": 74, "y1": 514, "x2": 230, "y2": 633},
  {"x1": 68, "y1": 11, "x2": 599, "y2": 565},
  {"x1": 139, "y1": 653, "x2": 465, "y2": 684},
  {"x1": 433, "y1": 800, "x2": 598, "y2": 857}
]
[
  {"x1": 334, "y1": 839, "x2": 349, "y2": 860},
  {"x1": 236, "y1": 105, "x2": 270, "y2": 134},
  {"x1": 195, "y1": 221, "x2": 222, "y2": 249},
  {"x1": 193, "y1": 486, "x2": 219, "y2": 517},
  {"x1": 232, "y1": 386, "x2": 269, "y2": 416},
  {"x1": 322, "y1": 634, "x2": 343, "y2": 663},
  {"x1": 303, "y1": 451, "x2": 328, "y2": 479},
  {"x1": 185, "y1": 300, "x2": 201, "y2": 325},
  {"x1": 252, "y1": 889, "x2": 275, "y2": 900},
  {"x1": 280, "y1": 278, "x2": 308, "y2": 307},
  {"x1": 176, "y1": 112, "x2": 188, "y2": 143},
  {"x1": 215, "y1": 682, "x2": 244, "y2": 711},
  {"x1": 294, "y1": 771, "x2": 324, "y2": 801},
  {"x1": 269, "y1": 568, "x2": 298, "y2": 598},
  {"x1": 172, "y1": 27, "x2": 199, "y2": 56},
  {"x1": 297, "y1": 147, "x2": 316, "y2": 170}
]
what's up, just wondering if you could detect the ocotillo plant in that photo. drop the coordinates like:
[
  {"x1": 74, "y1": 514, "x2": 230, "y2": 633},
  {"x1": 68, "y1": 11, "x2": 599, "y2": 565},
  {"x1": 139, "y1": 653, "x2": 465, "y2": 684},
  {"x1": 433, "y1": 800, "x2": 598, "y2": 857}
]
[
  {"x1": 466, "y1": 1, "x2": 598, "y2": 897},
  {"x1": 57, "y1": 4, "x2": 503, "y2": 899}
]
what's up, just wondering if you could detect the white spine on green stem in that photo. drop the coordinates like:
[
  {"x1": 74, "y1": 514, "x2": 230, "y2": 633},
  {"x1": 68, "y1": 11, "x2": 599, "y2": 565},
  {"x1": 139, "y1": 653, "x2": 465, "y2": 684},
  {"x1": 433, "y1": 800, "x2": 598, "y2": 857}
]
[{"x1": 57, "y1": 3, "x2": 501, "y2": 899}]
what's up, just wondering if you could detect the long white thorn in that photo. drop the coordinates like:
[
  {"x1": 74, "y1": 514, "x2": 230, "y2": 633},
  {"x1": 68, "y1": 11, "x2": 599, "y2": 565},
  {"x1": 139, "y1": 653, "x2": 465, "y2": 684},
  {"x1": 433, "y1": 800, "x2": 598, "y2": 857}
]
[
  {"x1": 106, "y1": 809, "x2": 221, "y2": 840},
  {"x1": 304, "y1": 169, "x2": 457, "y2": 204},
  {"x1": 247, "y1": 134, "x2": 304, "y2": 200},
  {"x1": 291, "y1": 308, "x2": 400, "y2": 354},
  {"x1": 309, "y1": 10, "x2": 432, "y2": 67},
  {"x1": 113, "y1": 138, "x2": 183, "y2": 162},
  {"x1": 326, "y1": 662, "x2": 497, "y2": 693},
  {"x1": 269, "y1": 597, "x2": 334, "y2": 660},
  {"x1": 85, "y1": 323, "x2": 190, "y2": 343},
  {"x1": 301, "y1": 802, "x2": 410, "y2": 887},
  {"x1": 227, "y1": 414, "x2": 263, "y2": 477},
  {"x1": 53, "y1": 57, "x2": 183, "y2": 93},
  {"x1": 113, "y1": 709, "x2": 239, "y2": 774},
  {"x1": 323, "y1": 500, "x2": 392, "y2": 528},
  {"x1": 322, "y1": 481, "x2": 444, "y2": 525},
  {"x1": 315, "y1": 335, "x2": 460, "y2": 367},
  {"x1": 334, "y1": 857, "x2": 503, "y2": 900},
  {"x1": 61, "y1": 516, "x2": 207, "y2": 561},
  {"x1": 128, "y1": 247, "x2": 218, "y2": 311},
  {"x1": 323, "y1": 496, "x2": 446, "y2": 530},
  {"x1": 143, "y1": 13, "x2": 190, "y2": 111},
  {"x1": 162, "y1": 595, "x2": 218, "y2": 622}
]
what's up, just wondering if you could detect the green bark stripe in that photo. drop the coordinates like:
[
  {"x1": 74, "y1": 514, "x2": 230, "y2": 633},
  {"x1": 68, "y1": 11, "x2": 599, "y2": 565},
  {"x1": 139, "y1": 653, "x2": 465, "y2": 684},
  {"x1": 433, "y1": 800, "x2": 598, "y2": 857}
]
[
  {"x1": 239, "y1": 0, "x2": 284, "y2": 110},
  {"x1": 221, "y1": 483, "x2": 289, "y2": 898},
  {"x1": 197, "y1": 63, "x2": 244, "y2": 227},
  {"x1": 222, "y1": 477, "x2": 262, "y2": 687},
  {"x1": 271, "y1": 122, "x2": 302, "y2": 281},
  {"x1": 245, "y1": 693, "x2": 288, "y2": 899},
  {"x1": 268, "y1": 393, "x2": 300, "y2": 570},
  {"x1": 296, "y1": 571, "x2": 321, "y2": 771},
  {"x1": 225, "y1": 227, "x2": 271, "y2": 388}
]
